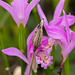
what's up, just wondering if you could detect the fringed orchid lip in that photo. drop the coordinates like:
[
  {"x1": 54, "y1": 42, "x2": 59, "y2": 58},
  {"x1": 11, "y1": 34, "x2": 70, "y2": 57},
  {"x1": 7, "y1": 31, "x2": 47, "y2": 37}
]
[
  {"x1": 35, "y1": 50, "x2": 53, "y2": 69},
  {"x1": 0, "y1": 0, "x2": 40, "y2": 27}
]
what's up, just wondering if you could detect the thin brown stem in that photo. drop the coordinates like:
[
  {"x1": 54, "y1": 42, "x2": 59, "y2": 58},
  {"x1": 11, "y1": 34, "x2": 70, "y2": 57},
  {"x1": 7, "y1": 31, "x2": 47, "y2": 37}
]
[
  {"x1": 58, "y1": 54, "x2": 63, "y2": 75},
  {"x1": 29, "y1": 52, "x2": 35, "y2": 75}
]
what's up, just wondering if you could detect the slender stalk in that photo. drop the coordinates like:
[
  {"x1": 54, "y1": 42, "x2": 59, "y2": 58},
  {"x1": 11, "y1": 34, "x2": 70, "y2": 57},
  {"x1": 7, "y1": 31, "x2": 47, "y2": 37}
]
[
  {"x1": 29, "y1": 52, "x2": 35, "y2": 75},
  {"x1": 63, "y1": 56, "x2": 69, "y2": 75},
  {"x1": 0, "y1": 32, "x2": 9, "y2": 75},
  {"x1": 18, "y1": 23, "x2": 25, "y2": 75}
]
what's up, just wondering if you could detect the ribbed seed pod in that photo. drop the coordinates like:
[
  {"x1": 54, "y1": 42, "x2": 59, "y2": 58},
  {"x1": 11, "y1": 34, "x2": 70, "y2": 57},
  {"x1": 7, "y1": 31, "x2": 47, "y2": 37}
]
[{"x1": 32, "y1": 18, "x2": 44, "y2": 52}]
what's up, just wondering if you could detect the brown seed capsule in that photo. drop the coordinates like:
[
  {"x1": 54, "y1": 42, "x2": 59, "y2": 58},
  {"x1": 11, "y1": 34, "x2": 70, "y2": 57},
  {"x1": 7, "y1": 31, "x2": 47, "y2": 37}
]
[{"x1": 32, "y1": 18, "x2": 44, "y2": 52}]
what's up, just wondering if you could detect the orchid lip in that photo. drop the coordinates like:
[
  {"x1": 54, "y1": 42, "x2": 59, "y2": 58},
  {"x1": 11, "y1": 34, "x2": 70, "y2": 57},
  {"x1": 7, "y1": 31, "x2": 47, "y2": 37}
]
[{"x1": 35, "y1": 50, "x2": 53, "y2": 69}]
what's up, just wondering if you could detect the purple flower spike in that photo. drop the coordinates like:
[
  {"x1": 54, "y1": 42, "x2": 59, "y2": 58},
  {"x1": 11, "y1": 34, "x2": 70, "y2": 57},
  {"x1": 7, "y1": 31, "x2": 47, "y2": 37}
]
[
  {"x1": 53, "y1": 0, "x2": 65, "y2": 19},
  {"x1": 0, "y1": 0, "x2": 40, "y2": 27},
  {"x1": 37, "y1": 4, "x2": 48, "y2": 29}
]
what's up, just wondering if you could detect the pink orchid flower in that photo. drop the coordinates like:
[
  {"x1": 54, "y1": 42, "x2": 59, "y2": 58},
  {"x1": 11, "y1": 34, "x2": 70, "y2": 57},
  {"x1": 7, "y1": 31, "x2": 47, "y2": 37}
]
[
  {"x1": 64, "y1": 32, "x2": 75, "y2": 57},
  {"x1": 37, "y1": 0, "x2": 75, "y2": 63},
  {"x1": 2, "y1": 25, "x2": 53, "y2": 75},
  {"x1": 26, "y1": 24, "x2": 53, "y2": 74},
  {"x1": 63, "y1": 11, "x2": 75, "y2": 57},
  {"x1": 0, "y1": 0, "x2": 40, "y2": 27},
  {"x1": 27, "y1": 26, "x2": 53, "y2": 70},
  {"x1": 37, "y1": 0, "x2": 75, "y2": 30}
]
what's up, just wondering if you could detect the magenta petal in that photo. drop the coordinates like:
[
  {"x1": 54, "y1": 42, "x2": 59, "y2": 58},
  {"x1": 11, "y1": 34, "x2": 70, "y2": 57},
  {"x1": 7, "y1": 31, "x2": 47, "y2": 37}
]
[
  {"x1": 49, "y1": 14, "x2": 75, "y2": 28},
  {"x1": 60, "y1": 14, "x2": 75, "y2": 28},
  {"x1": 27, "y1": 30, "x2": 34, "y2": 60},
  {"x1": 49, "y1": 17, "x2": 62, "y2": 26},
  {"x1": 37, "y1": 4, "x2": 48, "y2": 28},
  {"x1": 47, "y1": 26, "x2": 67, "y2": 40},
  {"x1": 11, "y1": 0, "x2": 29, "y2": 27},
  {"x1": 47, "y1": 26, "x2": 68, "y2": 48},
  {"x1": 63, "y1": 10, "x2": 70, "y2": 43},
  {"x1": 64, "y1": 41, "x2": 75, "y2": 57},
  {"x1": 66, "y1": 15, "x2": 75, "y2": 26},
  {"x1": 53, "y1": 0, "x2": 65, "y2": 19},
  {"x1": 64, "y1": 32, "x2": 75, "y2": 57},
  {"x1": 24, "y1": 0, "x2": 40, "y2": 25},
  {"x1": 2, "y1": 47, "x2": 29, "y2": 64},
  {"x1": 11, "y1": 0, "x2": 25, "y2": 20},
  {"x1": 70, "y1": 32, "x2": 75, "y2": 42}
]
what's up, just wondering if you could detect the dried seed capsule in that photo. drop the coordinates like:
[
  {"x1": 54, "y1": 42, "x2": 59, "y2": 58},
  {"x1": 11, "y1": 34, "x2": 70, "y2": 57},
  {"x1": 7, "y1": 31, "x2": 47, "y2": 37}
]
[{"x1": 32, "y1": 18, "x2": 44, "y2": 52}]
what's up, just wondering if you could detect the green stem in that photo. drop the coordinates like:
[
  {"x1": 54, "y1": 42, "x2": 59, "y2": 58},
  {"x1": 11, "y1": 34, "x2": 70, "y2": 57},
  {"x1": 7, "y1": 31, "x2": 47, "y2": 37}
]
[
  {"x1": 32, "y1": 70, "x2": 37, "y2": 75},
  {"x1": 50, "y1": 45, "x2": 56, "y2": 75},
  {"x1": 63, "y1": 56, "x2": 69, "y2": 75},
  {"x1": 0, "y1": 32, "x2": 9, "y2": 75},
  {"x1": 19, "y1": 23, "x2": 25, "y2": 75},
  {"x1": 44, "y1": 67, "x2": 53, "y2": 75},
  {"x1": 32, "y1": 6, "x2": 39, "y2": 25}
]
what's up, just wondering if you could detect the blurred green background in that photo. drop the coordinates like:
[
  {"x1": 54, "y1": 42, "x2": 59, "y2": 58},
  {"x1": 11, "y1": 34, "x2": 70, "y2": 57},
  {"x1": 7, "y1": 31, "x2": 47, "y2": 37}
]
[{"x1": 0, "y1": 0, "x2": 75, "y2": 75}]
